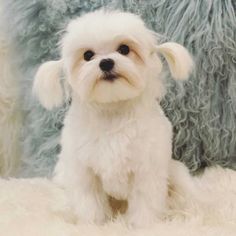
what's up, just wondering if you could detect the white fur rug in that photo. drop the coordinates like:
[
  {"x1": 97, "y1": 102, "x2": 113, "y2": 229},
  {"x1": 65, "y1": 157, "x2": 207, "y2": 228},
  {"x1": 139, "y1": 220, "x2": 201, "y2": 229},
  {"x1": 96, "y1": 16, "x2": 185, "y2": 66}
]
[{"x1": 1, "y1": 166, "x2": 236, "y2": 236}]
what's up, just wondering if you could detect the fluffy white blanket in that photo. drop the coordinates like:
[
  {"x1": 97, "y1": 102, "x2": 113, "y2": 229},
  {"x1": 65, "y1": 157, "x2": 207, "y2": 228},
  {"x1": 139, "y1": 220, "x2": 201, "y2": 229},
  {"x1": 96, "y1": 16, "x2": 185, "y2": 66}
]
[{"x1": 1, "y1": 166, "x2": 236, "y2": 236}]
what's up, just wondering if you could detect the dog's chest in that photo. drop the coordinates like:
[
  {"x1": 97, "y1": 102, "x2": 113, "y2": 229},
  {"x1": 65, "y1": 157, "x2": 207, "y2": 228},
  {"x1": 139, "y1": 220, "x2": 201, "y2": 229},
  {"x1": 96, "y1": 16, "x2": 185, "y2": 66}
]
[
  {"x1": 82, "y1": 123, "x2": 139, "y2": 199},
  {"x1": 79, "y1": 122, "x2": 138, "y2": 175}
]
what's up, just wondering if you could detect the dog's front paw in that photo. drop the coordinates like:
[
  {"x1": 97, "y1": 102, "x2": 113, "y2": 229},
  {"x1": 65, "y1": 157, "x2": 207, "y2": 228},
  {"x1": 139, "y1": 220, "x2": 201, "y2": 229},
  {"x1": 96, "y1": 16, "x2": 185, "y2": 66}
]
[
  {"x1": 74, "y1": 196, "x2": 109, "y2": 224},
  {"x1": 125, "y1": 209, "x2": 157, "y2": 228},
  {"x1": 126, "y1": 214, "x2": 156, "y2": 228}
]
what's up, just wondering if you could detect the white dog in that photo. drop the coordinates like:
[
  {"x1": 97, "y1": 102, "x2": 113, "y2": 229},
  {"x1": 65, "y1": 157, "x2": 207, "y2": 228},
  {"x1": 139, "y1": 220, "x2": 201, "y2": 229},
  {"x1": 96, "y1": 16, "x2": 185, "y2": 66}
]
[{"x1": 33, "y1": 10, "x2": 193, "y2": 227}]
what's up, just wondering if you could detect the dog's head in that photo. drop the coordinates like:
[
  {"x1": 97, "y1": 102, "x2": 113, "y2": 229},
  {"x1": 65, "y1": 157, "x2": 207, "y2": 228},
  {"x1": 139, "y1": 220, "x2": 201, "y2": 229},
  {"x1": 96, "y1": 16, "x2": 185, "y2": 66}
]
[{"x1": 33, "y1": 10, "x2": 193, "y2": 109}]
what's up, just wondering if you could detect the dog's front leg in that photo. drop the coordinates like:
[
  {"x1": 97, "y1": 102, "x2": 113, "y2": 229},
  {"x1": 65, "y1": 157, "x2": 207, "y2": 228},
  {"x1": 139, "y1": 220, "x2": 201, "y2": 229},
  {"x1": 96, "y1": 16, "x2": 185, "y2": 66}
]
[
  {"x1": 54, "y1": 162, "x2": 111, "y2": 224},
  {"x1": 72, "y1": 167, "x2": 112, "y2": 224},
  {"x1": 125, "y1": 168, "x2": 168, "y2": 227}
]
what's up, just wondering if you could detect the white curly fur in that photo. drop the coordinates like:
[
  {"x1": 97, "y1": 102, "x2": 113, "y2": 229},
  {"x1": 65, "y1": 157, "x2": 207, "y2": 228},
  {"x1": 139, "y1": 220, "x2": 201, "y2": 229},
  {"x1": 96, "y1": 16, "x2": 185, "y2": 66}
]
[{"x1": 33, "y1": 10, "x2": 193, "y2": 227}]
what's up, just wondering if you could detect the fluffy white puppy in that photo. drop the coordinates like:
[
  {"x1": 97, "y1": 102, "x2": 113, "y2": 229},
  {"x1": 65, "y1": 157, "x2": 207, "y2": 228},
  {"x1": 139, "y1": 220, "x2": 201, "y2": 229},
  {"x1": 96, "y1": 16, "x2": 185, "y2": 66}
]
[{"x1": 33, "y1": 10, "x2": 193, "y2": 227}]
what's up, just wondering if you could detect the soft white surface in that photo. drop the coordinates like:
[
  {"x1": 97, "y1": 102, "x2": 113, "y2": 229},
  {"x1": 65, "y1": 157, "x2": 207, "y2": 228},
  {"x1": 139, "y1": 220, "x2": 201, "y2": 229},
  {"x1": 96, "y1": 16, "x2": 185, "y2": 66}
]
[{"x1": 0, "y1": 166, "x2": 236, "y2": 236}]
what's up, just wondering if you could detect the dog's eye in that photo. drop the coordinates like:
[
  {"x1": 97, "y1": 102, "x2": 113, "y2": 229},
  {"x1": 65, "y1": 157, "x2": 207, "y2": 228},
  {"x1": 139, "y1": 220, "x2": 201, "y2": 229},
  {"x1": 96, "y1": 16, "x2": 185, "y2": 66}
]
[
  {"x1": 84, "y1": 50, "x2": 95, "y2": 61},
  {"x1": 117, "y1": 44, "x2": 130, "y2": 55}
]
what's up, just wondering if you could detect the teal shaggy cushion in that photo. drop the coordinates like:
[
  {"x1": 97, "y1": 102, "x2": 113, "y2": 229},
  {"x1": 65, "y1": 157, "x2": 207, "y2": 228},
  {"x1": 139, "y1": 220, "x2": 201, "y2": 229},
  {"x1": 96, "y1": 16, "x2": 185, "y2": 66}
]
[{"x1": 2, "y1": 0, "x2": 236, "y2": 177}]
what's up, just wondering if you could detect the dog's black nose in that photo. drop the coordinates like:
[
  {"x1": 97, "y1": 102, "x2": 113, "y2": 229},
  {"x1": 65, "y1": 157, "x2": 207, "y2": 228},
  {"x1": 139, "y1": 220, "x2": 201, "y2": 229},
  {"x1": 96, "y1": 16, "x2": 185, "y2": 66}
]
[{"x1": 99, "y1": 58, "x2": 114, "y2": 72}]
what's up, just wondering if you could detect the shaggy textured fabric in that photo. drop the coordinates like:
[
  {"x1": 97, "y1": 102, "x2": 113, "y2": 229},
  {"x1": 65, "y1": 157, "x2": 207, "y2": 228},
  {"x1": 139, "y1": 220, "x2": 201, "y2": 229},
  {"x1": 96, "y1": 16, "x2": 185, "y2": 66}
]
[
  {"x1": 0, "y1": 4, "x2": 22, "y2": 176},
  {"x1": 0, "y1": 166, "x2": 236, "y2": 236},
  {"x1": 1, "y1": 0, "x2": 236, "y2": 176}
]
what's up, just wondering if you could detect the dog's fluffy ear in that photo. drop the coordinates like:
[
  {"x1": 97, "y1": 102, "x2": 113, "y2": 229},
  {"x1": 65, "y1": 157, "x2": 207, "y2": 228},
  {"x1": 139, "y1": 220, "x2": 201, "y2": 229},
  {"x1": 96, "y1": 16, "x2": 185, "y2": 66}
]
[
  {"x1": 33, "y1": 60, "x2": 64, "y2": 110},
  {"x1": 156, "y1": 42, "x2": 193, "y2": 80}
]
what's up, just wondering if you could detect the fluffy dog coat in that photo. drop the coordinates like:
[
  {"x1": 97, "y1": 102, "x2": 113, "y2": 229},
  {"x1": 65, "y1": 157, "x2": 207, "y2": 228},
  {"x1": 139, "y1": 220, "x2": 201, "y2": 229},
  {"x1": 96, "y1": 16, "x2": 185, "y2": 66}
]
[{"x1": 33, "y1": 10, "x2": 193, "y2": 227}]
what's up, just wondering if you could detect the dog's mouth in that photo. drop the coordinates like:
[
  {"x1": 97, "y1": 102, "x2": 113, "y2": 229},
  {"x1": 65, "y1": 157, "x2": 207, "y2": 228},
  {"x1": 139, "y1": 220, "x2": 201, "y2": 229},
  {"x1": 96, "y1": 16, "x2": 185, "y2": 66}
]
[
  {"x1": 99, "y1": 72, "x2": 139, "y2": 89},
  {"x1": 102, "y1": 72, "x2": 118, "y2": 82},
  {"x1": 89, "y1": 71, "x2": 144, "y2": 103}
]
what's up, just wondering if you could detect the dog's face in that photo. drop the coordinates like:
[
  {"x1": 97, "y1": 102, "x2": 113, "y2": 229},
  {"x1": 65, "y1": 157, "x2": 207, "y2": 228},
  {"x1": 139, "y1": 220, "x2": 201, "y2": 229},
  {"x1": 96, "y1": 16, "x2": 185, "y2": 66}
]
[
  {"x1": 33, "y1": 10, "x2": 193, "y2": 110},
  {"x1": 62, "y1": 11, "x2": 160, "y2": 104}
]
